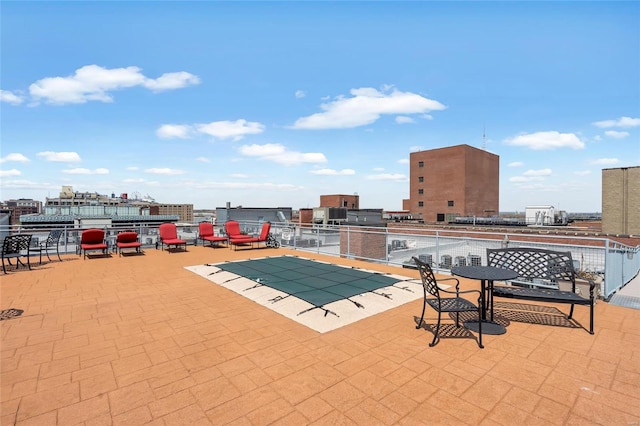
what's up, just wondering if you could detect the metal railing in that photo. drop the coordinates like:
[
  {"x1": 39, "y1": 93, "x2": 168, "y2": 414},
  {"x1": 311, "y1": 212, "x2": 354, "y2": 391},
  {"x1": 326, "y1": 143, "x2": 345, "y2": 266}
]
[{"x1": 3, "y1": 221, "x2": 638, "y2": 299}]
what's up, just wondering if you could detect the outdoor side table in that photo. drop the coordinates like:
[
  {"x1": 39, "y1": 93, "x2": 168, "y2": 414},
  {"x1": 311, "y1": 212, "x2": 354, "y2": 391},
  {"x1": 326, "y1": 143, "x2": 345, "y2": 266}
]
[{"x1": 451, "y1": 265, "x2": 518, "y2": 335}]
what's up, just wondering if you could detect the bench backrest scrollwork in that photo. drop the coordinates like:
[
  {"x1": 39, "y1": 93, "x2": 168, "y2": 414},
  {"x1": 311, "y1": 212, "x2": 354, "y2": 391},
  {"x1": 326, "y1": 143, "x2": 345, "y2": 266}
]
[{"x1": 486, "y1": 247, "x2": 576, "y2": 290}]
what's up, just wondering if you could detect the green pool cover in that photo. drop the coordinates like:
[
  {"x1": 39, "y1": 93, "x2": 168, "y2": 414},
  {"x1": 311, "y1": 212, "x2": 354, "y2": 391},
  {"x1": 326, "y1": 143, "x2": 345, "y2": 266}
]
[{"x1": 212, "y1": 256, "x2": 403, "y2": 310}]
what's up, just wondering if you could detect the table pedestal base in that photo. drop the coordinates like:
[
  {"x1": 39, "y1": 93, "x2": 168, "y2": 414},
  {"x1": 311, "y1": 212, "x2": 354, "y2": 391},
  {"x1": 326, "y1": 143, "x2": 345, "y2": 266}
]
[{"x1": 464, "y1": 320, "x2": 506, "y2": 335}]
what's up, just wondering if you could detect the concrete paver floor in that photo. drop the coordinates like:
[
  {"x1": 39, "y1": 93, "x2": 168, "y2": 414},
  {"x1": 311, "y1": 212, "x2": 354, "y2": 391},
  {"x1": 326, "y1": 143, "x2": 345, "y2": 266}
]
[{"x1": 1, "y1": 246, "x2": 639, "y2": 425}]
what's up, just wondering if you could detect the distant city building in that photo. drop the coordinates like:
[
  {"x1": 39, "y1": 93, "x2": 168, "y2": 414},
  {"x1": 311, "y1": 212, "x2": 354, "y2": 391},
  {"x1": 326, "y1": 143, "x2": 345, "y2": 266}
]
[
  {"x1": 320, "y1": 194, "x2": 359, "y2": 209},
  {"x1": 602, "y1": 166, "x2": 640, "y2": 235},
  {"x1": 19, "y1": 186, "x2": 186, "y2": 228},
  {"x1": 216, "y1": 204, "x2": 293, "y2": 225},
  {"x1": 151, "y1": 204, "x2": 194, "y2": 223},
  {"x1": 408, "y1": 144, "x2": 499, "y2": 223},
  {"x1": 45, "y1": 185, "x2": 126, "y2": 207},
  {"x1": 1, "y1": 198, "x2": 42, "y2": 225}
]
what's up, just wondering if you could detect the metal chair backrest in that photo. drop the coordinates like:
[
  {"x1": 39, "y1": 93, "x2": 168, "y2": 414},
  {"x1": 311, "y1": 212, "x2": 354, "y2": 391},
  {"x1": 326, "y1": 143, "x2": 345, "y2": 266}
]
[
  {"x1": 44, "y1": 229, "x2": 64, "y2": 247},
  {"x1": 486, "y1": 248, "x2": 575, "y2": 284},
  {"x1": 3, "y1": 234, "x2": 32, "y2": 255},
  {"x1": 413, "y1": 256, "x2": 442, "y2": 299}
]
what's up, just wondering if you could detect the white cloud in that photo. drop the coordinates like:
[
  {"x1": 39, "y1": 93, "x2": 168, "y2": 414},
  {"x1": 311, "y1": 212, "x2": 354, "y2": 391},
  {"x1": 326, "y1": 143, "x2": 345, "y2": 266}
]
[
  {"x1": 604, "y1": 130, "x2": 630, "y2": 139},
  {"x1": 0, "y1": 169, "x2": 21, "y2": 177},
  {"x1": 395, "y1": 116, "x2": 415, "y2": 124},
  {"x1": 196, "y1": 119, "x2": 265, "y2": 141},
  {"x1": 192, "y1": 181, "x2": 303, "y2": 191},
  {"x1": 292, "y1": 86, "x2": 446, "y2": 129},
  {"x1": 157, "y1": 124, "x2": 193, "y2": 139},
  {"x1": 230, "y1": 173, "x2": 250, "y2": 178},
  {"x1": 409, "y1": 145, "x2": 423, "y2": 152},
  {"x1": 62, "y1": 168, "x2": 109, "y2": 175},
  {"x1": 37, "y1": 151, "x2": 82, "y2": 162},
  {"x1": 508, "y1": 161, "x2": 524, "y2": 167},
  {"x1": 509, "y1": 176, "x2": 545, "y2": 183},
  {"x1": 309, "y1": 168, "x2": 356, "y2": 176},
  {"x1": 366, "y1": 173, "x2": 407, "y2": 181},
  {"x1": 592, "y1": 116, "x2": 640, "y2": 128},
  {"x1": 142, "y1": 71, "x2": 200, "y2": 91},
  {"x1": 195, "y1": 157, "x2": 210, "y2": 163},
  {"x1": 126, "y1": 166, "x2": 139, "y2": 171},
  {"x1": 0, "y1": 153, "x2": 30, "y2": 163},
  {"x1": 591, "y1": 158, "x2": 619, "y2": 165},
  {"x1": 373, "y1": 167, "x2": 385, "y2": 172},
  {"x1": 0, "y1": 90, "x2": 24, "y2": 105},
  {"x1": 144, "y1": 168, "x2": 186, "y2": 175},
  {"x1": 523, "y1": 168, "x2": 552, "y2": 176},
  {"x1": 504, "y1": 131, "x2": 584, "y2": 150},
  {"x1": 29, "y1": 65, "x2": 199, "y2": 105},
  {"x1": 295, "y1": 90, "x2": 306, "y2": 99},
  {"x1": 0, "y1": 179, "x2": 59, "y2": 190},
  {"x1": 574, "y1": 170, "x2": 591, "y2": 176},
  {"x1": 239, "y1": 143, "x2": 327, "y2": 166},
  {"x1": 397, "y1": 158, "x2": 409, "y2": 164}
]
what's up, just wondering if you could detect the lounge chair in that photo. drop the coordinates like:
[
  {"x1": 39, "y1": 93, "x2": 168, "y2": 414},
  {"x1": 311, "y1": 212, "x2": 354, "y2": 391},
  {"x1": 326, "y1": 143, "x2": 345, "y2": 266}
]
[
  {"x1": 80, "y1": 229, "x2": 109, "y2": 259},
  {"x1": 158, "y1": 223, "x2": 188, "y2": 253},
  {"x1": 197, "y1": 223, "x2": 227, "y2": 248},
  {"x1": 224, "y1": 220, "x2": 254, "y2": 249},
  {"x1": 116, "y1": 231, "x2": 142, "y2": 256},
  {"x1": 229, "y1": 222, "x2": 271, "y2": 250}
]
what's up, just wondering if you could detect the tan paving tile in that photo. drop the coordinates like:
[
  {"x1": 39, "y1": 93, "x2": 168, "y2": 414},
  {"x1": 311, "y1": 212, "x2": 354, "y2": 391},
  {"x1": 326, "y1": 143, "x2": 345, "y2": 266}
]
[
  {"x1": 0, "y1": 247, "x2": 638, "y2": 425},
  {"x1": 57, "y1": 393, "x2": 110, "y2": 425},
  {"x1": 15, "y1": 382, "x2": 80, "y2": 422},
  {"x1": 244, "y1": 397, "x2": 295, "y2": 424}
]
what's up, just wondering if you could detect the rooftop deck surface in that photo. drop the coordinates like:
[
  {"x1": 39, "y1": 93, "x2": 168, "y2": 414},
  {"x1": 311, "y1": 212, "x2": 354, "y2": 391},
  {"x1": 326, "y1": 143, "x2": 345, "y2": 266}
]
[{"x1": 1, "y1": 246, "x2": 639, "y2": 425}]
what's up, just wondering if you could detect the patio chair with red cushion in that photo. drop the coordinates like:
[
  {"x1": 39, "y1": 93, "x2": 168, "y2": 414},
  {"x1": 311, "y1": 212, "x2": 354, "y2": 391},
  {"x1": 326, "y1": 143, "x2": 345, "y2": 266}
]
[
  {"x1": 158, "y1": 223, "x2": 188, "y2": 253},
  {"x1": 116, "y1": 231, "x2": 142, "y2": 256},
  {"x1": 224, "y1": 220, "x2": 253, "y2": 249},
  {"x1": 80, "y1": 228, "x2": 109, "y2": 259},
  {"x1": 197, "y1": 223, "x2": 227, "y2": 248},
  {"x1": 229, "y1": 222, "x2": 271, "y2": 250}
]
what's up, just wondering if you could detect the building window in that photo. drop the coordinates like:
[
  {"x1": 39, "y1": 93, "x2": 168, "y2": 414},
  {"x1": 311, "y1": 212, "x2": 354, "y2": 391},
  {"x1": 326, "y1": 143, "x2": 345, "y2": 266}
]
[
  {"x1": 448, "y1": 200, "x2": 454, "y2": 207},
  {"x1": 418, "y1": 176, "x2": 424, "y2": 183},
  {"x1": 418, "y1": 161, "x2": 424, "y2": 168},
  {"x1": 343, "y1": 200, "x2": 348, "y2": 207},
  {"x1": 418, "y1": 201, "x2": 424, "y2": 207},
  {"x1": 436, "y1": 213, "x2": 445, "y2": 222},
  {"x1": 418, "y1": 189, "x2": 424, "y2": 195}
]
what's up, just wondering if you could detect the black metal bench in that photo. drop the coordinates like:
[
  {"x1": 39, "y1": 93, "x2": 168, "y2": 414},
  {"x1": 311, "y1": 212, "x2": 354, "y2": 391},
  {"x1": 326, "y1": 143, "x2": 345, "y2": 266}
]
[{"x1": 486, "y1": 247, "x2": 595, "y2": 334}]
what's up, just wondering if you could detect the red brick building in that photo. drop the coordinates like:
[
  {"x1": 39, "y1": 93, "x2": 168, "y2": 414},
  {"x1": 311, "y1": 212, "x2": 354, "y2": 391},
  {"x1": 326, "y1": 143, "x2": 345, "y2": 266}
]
[
  {"x1": 1, "y1": 198, "x2": 42, "y2": 225},
  {"x1": 408, "y1": 144, "x2": 499, "y2": 223},
  {"x1": 319, "y1": 194, "x2": 359, "y2": 209}
]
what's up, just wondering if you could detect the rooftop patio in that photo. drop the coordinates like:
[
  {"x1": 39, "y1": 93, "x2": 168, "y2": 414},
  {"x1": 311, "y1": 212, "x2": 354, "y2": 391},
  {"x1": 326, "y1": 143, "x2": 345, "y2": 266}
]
[{"x1": 1, "y1": 246, "x2": 639, "y2": 425}]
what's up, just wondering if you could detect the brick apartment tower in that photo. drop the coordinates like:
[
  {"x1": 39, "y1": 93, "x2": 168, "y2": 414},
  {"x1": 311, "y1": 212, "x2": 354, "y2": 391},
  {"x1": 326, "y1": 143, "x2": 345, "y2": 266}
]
[
  {"x1": 602, "y1": 166, "x2": 640, "y2": 235},
  {"x1": 409, "y1": 144, "x2": 499, "y2": 223}
]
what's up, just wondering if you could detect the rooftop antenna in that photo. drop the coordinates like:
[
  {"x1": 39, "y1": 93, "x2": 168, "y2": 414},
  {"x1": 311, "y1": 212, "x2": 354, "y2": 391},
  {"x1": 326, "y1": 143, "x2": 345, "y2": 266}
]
[{"x1": 482, "y1": 123, "x2": 486, "y2": 150}]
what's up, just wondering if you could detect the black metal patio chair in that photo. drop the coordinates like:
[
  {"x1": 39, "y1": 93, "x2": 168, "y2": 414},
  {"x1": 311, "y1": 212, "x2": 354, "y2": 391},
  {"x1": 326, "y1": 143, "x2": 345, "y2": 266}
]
[
  {"x1": 31, "y1": 229, "x2": 64, "y2": 263},
  {"x1": 2, "y1": 234, "x2": 33, "y2": 274},
  {"x1": 413, "y1": 256, "x2": 484, "y2": 348}
]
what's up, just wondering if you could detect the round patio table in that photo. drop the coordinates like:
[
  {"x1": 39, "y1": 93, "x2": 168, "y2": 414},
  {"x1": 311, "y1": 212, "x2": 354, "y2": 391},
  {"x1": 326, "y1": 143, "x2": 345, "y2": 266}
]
[{"x1": 451, "y1": 265, "x2": 518, "y2": 335}]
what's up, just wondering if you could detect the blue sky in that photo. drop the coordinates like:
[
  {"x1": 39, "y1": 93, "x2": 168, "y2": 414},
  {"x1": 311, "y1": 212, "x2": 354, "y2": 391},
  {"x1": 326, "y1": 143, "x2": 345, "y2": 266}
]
[{"x1": 1, "y1": 1, "x2": 639, "y2": 213}]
